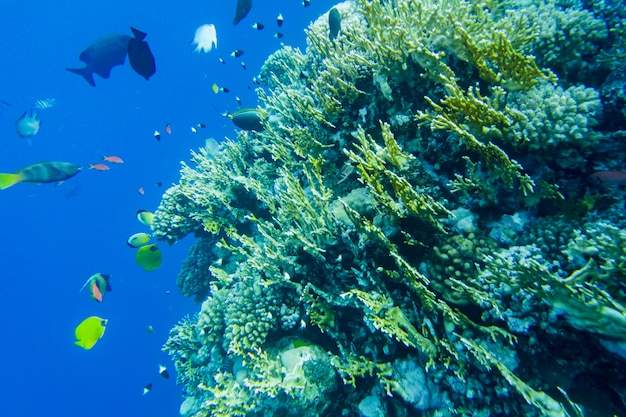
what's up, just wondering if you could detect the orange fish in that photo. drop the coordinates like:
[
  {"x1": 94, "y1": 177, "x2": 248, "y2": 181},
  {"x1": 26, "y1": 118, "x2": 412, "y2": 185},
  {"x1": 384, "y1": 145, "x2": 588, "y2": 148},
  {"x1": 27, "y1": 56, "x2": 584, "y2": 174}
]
[
  {"x1": 103, "y1": 155, "x2": 124, "y2": 164},
  {"x1": 165, "y1": 123, "x2": 172, "y2": 135},
  {"x1": 89, "y1": 163, "x2": 110, "y2": 171},
  {"x1": 91, "y1": 281, "x2": 103, "y2": 302},
  {"x1": 138, "y1": 186, "x2": 145, "y2": 195},
  {"x1": 79, "y1": 273, "x2": 112, "y2": 302}
]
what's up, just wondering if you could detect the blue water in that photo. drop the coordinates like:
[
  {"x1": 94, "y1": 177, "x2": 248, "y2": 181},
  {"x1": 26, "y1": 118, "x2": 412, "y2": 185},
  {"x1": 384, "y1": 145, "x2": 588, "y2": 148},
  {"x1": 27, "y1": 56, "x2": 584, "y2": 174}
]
[{"x1": 0, "y1": 1, "x2": 330, "y2": 415}]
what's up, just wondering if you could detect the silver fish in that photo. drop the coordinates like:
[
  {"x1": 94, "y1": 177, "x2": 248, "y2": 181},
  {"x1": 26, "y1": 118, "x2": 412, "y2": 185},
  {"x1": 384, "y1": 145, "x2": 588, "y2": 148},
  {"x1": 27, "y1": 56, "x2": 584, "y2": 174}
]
[
  {"x1": 15, "y1": 110, "x2": 41, "y2": 138},
  {"x1": 33, "y1": 98, "x2": 56, "y2": 110}
]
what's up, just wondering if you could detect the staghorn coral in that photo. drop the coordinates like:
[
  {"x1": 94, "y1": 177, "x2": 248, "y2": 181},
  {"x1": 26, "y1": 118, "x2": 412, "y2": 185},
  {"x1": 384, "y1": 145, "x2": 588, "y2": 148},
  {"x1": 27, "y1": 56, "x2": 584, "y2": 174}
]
[{"x1": 155, "y1": 0, "x2": 626, "y2": 415}]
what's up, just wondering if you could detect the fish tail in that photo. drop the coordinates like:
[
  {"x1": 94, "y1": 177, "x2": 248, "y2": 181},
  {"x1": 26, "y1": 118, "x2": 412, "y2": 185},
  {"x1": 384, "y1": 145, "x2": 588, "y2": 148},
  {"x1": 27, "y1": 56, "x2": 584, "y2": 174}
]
[
  {"x1": 130, "y1": 27, "x2": 147, "y2": 40},
  {"x1": 102, "y1": 274, "x2": 112, "y2": 292},
  {"x1": 66, "y1": 67, "x2": 95, "y2": 87},
  {"x1": 0, "y1": 173, "x2": 22, "y2": 190}
]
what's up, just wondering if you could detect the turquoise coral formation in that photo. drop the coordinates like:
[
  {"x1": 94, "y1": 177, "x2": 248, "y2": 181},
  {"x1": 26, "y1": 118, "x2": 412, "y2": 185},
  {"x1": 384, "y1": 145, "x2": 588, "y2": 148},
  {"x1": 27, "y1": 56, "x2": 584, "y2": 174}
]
[{"x1": 155, "y1": 0, "x2": 626, "y2": 415}]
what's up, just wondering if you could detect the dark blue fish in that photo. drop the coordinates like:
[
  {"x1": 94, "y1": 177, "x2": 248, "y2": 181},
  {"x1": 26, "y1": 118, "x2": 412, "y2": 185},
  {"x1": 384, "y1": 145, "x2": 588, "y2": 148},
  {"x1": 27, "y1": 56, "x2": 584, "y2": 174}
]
[
  {"x1": 329, "y1": 8, "x2": 341, "y2": 41},
  {"x1": 229, "y1": 108, "x2": 265, "y2": 131},
  {"x1": 67, "y1": 34, "x2": 131, "y2": 86},
  {"x1": 233, "y1": 0, "x2": 252, "y2": 25},
  {"x1": 128, "y1": 27, "x2": 156, "y2": 81}
]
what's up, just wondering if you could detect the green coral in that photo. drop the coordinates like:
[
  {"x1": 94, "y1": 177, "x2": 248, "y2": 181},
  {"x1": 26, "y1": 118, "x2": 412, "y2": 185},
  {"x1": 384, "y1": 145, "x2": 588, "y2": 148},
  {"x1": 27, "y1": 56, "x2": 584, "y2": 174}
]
[
  {"x1": 471, "y1": 220, "x2": 626, "y2": 345},
  {"x1": 177, "y1": 236, "x2": 221, "y2": 302},
  {"x1": 514, "y1": 1, "x2": 609, "y2": 79},
  {"x1": 427, "y1": 230, "x2": 498, "y2": 305},
  {"x1": 154, "y1": 0, "x2": 625, "y2": 415},
  {"x1": 257, "y1": 46, "x2": 307, "y2": 89},
  {"x1": 507, "y1": 80, "x2": 602, "y2": 169},
  {"x1": 162, "y1": 315, "x2": 204, "y2": 396},
  {"x1": 344, "y1": 121, "x2": 452, "y2": 233},
  {"x1": 342, "y1": 289, "x2": 437, "y2": 355},
  {"x1": 222, "y1": 274, "x2": 280, "y2": 357}
]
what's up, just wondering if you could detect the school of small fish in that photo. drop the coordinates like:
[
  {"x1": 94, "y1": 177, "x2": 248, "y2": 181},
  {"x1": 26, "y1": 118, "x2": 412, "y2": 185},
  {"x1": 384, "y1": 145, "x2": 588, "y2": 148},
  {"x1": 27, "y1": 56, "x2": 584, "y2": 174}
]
[{"x1": 0, "y1": 0, "x2": 369, "y2": 400}]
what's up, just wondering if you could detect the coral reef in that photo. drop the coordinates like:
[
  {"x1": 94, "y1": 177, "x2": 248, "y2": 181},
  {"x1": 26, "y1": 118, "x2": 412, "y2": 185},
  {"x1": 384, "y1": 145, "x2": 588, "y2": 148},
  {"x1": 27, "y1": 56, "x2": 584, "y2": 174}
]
[
  {"x1": 156, "y1": 0, "x2": 626, "y2": 415},
  {"x1": 507, "y1": 80, "x2": 602, "y2": 170},
  {"x1": 176, "y1": 236, "x2": 221, "y2": 302}
]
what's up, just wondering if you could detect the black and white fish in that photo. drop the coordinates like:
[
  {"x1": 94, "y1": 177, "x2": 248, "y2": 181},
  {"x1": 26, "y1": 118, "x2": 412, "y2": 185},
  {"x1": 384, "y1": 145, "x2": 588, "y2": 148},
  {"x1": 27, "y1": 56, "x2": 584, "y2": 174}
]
[{"x1": 33, "y1": 98, "x2": 56, "y2": 110}]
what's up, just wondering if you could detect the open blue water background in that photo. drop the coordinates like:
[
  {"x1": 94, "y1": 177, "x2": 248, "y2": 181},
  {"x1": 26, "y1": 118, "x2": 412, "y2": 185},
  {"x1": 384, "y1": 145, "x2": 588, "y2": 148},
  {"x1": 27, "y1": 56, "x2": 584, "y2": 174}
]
[{"x1": 0, "y1": 1, "x2": 330, "y2": 415}]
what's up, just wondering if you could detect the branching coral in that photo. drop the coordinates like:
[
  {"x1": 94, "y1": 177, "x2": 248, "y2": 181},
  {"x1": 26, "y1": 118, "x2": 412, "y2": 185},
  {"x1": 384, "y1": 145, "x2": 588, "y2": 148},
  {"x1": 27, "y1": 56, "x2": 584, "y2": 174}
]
[
  {"x1": 155, "y1": 0, "x2": 624, "y2": 415},
  {"x1": 162, "y1": 315, "x2": 204, "y2": 395},
  {"x1": 177, "y1": 236, "x2": 220, "y2": 302},
  {"x1": 344, "y1": 121, "x2": 452, "y2": 233}
]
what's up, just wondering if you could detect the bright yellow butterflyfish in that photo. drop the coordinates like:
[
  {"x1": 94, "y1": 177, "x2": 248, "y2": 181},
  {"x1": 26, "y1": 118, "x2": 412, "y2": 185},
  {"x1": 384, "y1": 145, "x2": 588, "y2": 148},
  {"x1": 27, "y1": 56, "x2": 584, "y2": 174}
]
[{"x1": 74, "y1": 316, "x2": 108, "y2": 350}]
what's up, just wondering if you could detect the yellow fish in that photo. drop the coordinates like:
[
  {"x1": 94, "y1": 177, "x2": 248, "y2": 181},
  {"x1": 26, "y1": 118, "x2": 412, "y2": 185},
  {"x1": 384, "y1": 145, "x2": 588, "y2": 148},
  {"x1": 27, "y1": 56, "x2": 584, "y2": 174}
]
[
  {"x1": 136, "y1": 209, "x2": 154, "y2": 226},
  {"x1": 74, "y1": 316, "x2": 108, "y2": 350},
  {"x1": 136, "y1": 244, "x2": 162, "y2": 271},
  {"x1": 127, "y1": 232, "x2": 151, "y2": 248}
]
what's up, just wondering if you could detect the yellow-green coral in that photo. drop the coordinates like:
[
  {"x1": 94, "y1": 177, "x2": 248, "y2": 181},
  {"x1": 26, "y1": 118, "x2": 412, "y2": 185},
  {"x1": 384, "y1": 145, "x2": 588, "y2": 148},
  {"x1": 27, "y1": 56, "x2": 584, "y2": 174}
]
[
  {"x1": 342, "y1": 289, "x2": 437, "y2": 356},
  {"x1": 301, "y1": 284, "x2": 336, "y2": 332},
  {"x1": 460, "y1": 28, "x2": 557, "y2": 90},
  {"x1": 156, "y1": 0, "x2": 618, "y2": 415},
  {"x1": 344, "y1": 122, "x2": 452, "y2": 232}
]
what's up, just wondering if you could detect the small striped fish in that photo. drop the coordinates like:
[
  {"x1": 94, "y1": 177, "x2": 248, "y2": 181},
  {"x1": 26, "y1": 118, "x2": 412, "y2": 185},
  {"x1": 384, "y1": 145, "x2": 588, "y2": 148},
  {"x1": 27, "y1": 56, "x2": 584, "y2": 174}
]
[{"x1": 33, "y1": 98, "x2": 56, "y2": 110}]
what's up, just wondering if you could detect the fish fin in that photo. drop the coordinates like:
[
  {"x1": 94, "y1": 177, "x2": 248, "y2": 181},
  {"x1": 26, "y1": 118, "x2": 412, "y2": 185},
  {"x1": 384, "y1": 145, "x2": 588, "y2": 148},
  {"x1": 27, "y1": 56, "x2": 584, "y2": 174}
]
[
  {"x1": 103, "y1": 274, "x2": 112, "y2": 292},
  {"x1": 130, "y1": 27, "x2": 147, "y2": 40},
  {"x1": 0, "y1": 173, "x2": 22, "y2": 190},
  {"x1": 66, "y1": 67, "x2": 95, "y2": 87},
  {"x1": 78, "y1": 49, "x2": 91, "y2": 63},
  {"x1": 78, "y1": 277, "x2": 91, "y2": 292},
  {"x1": 95, "y1": 67, "x2": 113, "y2": 79}
]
